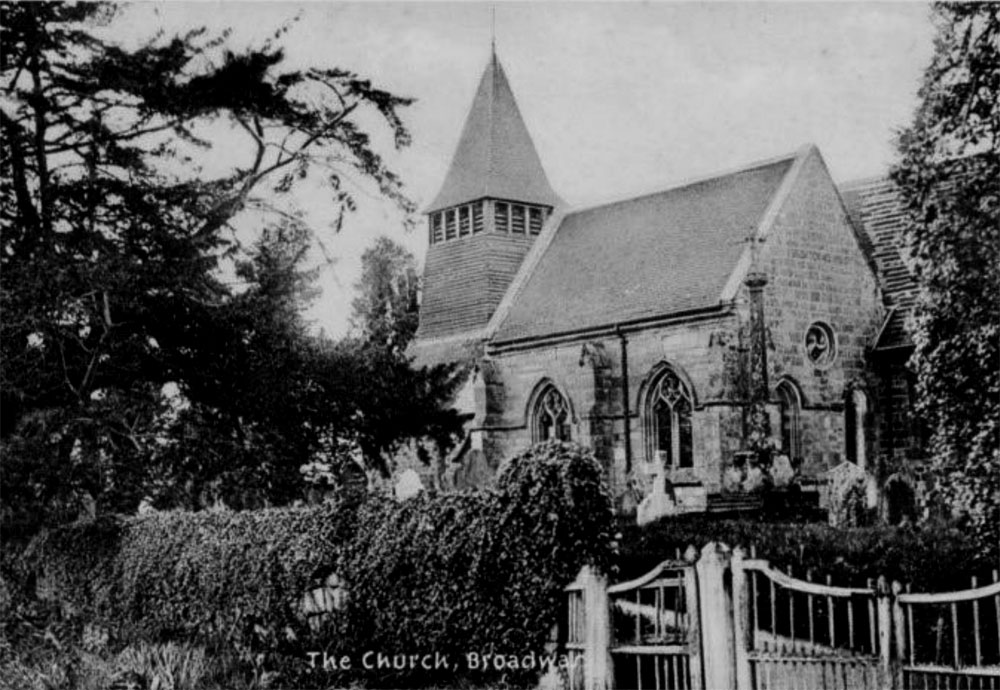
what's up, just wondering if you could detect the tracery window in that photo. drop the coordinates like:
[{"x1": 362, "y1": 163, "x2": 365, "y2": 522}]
[
  {"x1": 645, "y1": 367, "x2": 694, "y2": 469},
  {"x1": 775, "y1": 379, "x2": 802, "y2": 460},
  {"x1": 532, "y1": 383, "x2": 571, "y2": 443}
]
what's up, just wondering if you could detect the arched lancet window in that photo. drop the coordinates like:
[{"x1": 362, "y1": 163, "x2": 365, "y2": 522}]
[
  {"x1": 645, "y1": 367, "x2": 694, "y2": 469},
  {"x1": 532, "y1": 383, "x2": 571, "y2": 443},
  {"x1": 846, "y1": 388, "x2": 870, "y2": 471},
  {"x1": 775, "y1": 380, "x2": 802, "y2": 461}
]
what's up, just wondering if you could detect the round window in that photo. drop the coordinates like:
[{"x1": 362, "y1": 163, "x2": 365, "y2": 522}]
[{"x1": 804, "y1": 321, "x2": 837, "y2": 366}]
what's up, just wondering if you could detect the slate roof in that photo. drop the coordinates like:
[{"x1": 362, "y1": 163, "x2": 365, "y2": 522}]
[
  {"x1": 426, "y1": 51, "x2": 563, "y2": 213},
  {"x1": 492, "y1": 155, "x2": 796, "y2": 343},
  {"x1": 839, "y1": 177, "x2": 918, "y2": 351}
]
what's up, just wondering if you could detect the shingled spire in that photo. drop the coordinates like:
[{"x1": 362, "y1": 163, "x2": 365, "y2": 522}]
[
  {"x1": 413, "y1": 50, "x2": 563, "y2": 359},
  {"x1": 427, "y1": 50, "x2": 562, "y2": 214}
]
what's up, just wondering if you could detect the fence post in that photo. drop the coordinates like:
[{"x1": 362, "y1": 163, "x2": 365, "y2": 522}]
[
  {"x1": 579, "y1": 565, "x2": 613, "y2": 690},
  {"x1": 731, "y1": 547, "x2": 752, "y2": 690},
  {"x1": 697, "y1": 542, "x2": 735, "y2": 690},
  {"x1": 683, "y1": 546, "x2": 703, "y2": 690},
  {"x1": 877, "y1": 576, "x2": 892, "y2": 690},
  {"x1": 891, "y1": 581, "x2": 906, "y2": 690}
]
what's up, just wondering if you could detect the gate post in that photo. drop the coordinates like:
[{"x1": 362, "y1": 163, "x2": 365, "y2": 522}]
[
  {"x1": 580, "y1": 565, "x2": 613, "y2": 690},
  {"x1": 697, "y1": 542, "x2": 735, "y2": 690},
  {"x1": 891, "y1": 581, "x2": 906, "y2": 690},
  {"x1": 731, "y1": 547, "x2": 752, "y2": 690},
  {"x1": 684, "y1": 546, "x2": 704, "y2": 690},
  {"x1": 877, "y1": 576, "x2": 892, "y2": 690}
]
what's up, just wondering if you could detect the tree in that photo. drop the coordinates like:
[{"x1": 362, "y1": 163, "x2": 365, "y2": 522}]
[
  {"x1": 351, "y1": 236, "x2": 419, "y2": 353},
  {"x1": 891, "y1": 3, "x2": 999, "y2": 552},
  {"x1": 0, "y1": 2, "x2": 450, "y2": 528}
]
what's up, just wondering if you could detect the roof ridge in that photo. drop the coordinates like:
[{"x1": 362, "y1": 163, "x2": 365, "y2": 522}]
[{"x1": 567, "y1": 148, "x2": 803, "y2": 217}]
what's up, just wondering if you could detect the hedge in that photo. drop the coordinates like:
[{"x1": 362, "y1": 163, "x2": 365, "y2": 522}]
[
  {"x1": 25, "y1": 441, "x2": 616, "y2": 688},
  {"x1": 24, "y1": 500, "x2": 358, "y2": 649},
  {"x1": 617, "y1": 512, "x2": 991, "y2": 592},
  {"x1": 335, "y1": 441, "x2": 616, "y2": 687}
]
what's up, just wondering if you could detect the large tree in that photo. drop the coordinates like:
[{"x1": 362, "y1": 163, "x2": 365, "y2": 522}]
[
  {"x1": 891, "y1": 4, "x2": 999, "y2": 549},
  {"x1": 351, "y1": 235, "x2": 420, "y2": 354},
  {"x1": 0, "y1": 3, "x2": 459, "y2": 527}
]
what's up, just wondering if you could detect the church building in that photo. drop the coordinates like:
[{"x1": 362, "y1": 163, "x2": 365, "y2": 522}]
[{"x1": 408, "y1": 50, "x2": 923, "y2": 517}]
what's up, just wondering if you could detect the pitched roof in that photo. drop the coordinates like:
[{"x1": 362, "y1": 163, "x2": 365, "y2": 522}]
[
  {"x1": 492, "y1": 154, "x2": 797, "y2": 343},
  {"x1": 426, "y1": 51, "x2": 563, "y2": 213},
  {"x1": 839, "y1": 177, "x2": 918, "y2": 350}
]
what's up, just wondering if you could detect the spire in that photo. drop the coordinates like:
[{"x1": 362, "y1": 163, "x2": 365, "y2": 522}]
[{"x1": 427, "y1": 51, "x2": 563, "y2": 213}]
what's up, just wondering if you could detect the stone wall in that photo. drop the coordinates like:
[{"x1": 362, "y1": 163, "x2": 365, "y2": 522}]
[
  {"x1": 484, "y1": 313, "x2": 740, "y2": 500},
  {"x1": 752, "y1": 148, "x2": 885, "y2": 480}
]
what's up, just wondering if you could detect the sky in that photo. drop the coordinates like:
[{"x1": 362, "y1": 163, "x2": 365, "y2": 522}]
[{"x1": 112, "y1": 1, "x2": 937, "y2": 338}]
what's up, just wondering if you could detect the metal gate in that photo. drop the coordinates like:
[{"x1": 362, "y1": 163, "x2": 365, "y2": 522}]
[
  {"x1": 607, "y1": 553, "x2": 701, "y2": 690},
  {"x1": 731, "y1": 549, "x2": 887, "y2": 690},
  {"x1": 565, "y1": 543, "x2": 1000, "y2": 690}
]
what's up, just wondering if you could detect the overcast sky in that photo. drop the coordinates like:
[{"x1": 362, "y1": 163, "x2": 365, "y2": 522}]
[{"x1": 113, "y1": 2, "x2": 937, "y2": 338}]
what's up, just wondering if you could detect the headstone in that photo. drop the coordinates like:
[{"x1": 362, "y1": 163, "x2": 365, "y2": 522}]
[
  {"x1": 771, "y1": 454, "x2": 795, "y2": 488},
  {"x1": 394, "y1": 469, "x2": 424, "y2": 500},
  {"x1": 636, "y1": 470, "x2": 679, "y2": 525},
  {"x1": 722, "y1": 464, "x2": 745, "y2": 493},
  {"x1": 742, "y1": 464, "x2": 767, "y2": 493},
  {"x1": 827, "y1": 461, "x2": 868, "y2": 527}
]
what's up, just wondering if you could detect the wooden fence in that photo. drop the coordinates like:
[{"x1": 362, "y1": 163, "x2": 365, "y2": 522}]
[{"x1": 565, "y1": 542, "x2": 1000, "y2": 690}]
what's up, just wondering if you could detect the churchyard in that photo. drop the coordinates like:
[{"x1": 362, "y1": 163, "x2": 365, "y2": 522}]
[{"x1": 2, "y1": 2, "x2": 997, "y2": 690}]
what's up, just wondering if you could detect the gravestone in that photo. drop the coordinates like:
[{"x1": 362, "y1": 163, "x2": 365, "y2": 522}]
[
  {"x1": 771, "y1": 454, "x2": 795, "y2": 488},
  {"x1": 636, "y1": 468, "x2": 679, "y2": 525},
  {"x1": 394, "y1": 468, "x2": 424, "y2": 500},
  {"x1": 827, "y1": 460, "x2": 868, "y2": 527}
]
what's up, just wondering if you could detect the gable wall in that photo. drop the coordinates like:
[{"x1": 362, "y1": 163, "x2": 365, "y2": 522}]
[{"x1": 752, "y1": 150, "x2": 885, "y2": 479}]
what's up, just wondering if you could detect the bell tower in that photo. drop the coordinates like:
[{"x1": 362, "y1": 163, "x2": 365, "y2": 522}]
[{"x1": 413, "y1": 49, "x2": 563, "y2": 362}]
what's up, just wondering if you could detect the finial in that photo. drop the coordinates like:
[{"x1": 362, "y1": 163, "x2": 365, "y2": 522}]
[{"x1": 491, "y1": 5, "x2": 496, "y2": 55}]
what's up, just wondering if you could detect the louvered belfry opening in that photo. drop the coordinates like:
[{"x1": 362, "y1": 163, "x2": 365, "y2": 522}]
[{"x1": 427, "y1": 200, "x2": 552, "y2": 245}]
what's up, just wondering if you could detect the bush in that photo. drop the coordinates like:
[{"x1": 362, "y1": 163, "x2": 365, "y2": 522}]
[
  {"x1": 336, "y1": 441, "x2": 615, "y2": 687},
  {"x1": 24, "y1": 441, "x2": 616, "y2": 688},
  {"x1": 25, "y1": 501, "x2": 359, "y2": 649},
  {"x1": 618, "y1": 512, "x2": 988, "y2": 591}
]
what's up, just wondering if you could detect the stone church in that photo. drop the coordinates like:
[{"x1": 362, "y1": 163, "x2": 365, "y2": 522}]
[{"x1": 406, "y1": 50, "x2": 923, "y2": 518}]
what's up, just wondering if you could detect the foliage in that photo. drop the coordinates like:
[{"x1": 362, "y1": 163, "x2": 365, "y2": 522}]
[
  {"x1": 116, "y1": 641, "x2": 209, "y2": 690},
  {"x1": 338, "y1": 441, "x2": 616, "y2": 688},
  {"x1": 0, "y1": 3, "x2": 462, "y2": 530},
  {"x1": 890, "y1": 3, "x2": 1000, "y2": 550},
  {"x1": 618, "y1": 512, "x2": 991, "y2": 591},
  {"x1": 25, "y1": 441, "x2": 616, "y2": 688},
  {"x1": 351, "y1": 235, "x2": 420, "y2": 355},
  {"x1": 23, "y1": 502, "x2": 359, "y2": 651}
]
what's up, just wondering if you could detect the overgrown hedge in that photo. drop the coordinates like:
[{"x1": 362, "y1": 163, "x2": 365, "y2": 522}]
[
  {"x1": 336, "y1": 441, "x2": 616, "y2": 686},
  {"x1": 24, "y1": 500, "x2": 358, "y2": 648},
  {"x1": 618, "y1": 513, "x2": 992, "y2": 591},
  {"x1": 25, "y1": 441, "x2": 615, "y2": 688}
]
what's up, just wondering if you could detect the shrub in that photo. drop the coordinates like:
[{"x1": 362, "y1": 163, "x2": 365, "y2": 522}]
[
  {"x1": 335, "y1": 441, "x2": 615, "y2": 687},
  {"x1": 618, "y1": 512, "x2": 988, "y2": 591},
  {"x1": 25, "y1": 441, "x2": 616, "y2": 688},
  {"x1": 25, "y1": 501, "x2": 359, "y2": 648}
]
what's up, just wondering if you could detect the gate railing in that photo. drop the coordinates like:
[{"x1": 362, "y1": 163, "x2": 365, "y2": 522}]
[
  {"x1": 606, "y1": 548, "x2": 701, "y2": 690},
  {"x1": 565, "y1": 544, "x2": 1000, "y2": 690},
  {"x1": 893, "y1": 575, "x2": 1000, "y2": 690},
  {"x1": 731, "y1": 547, "x2": 890, "y2": 690}
]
